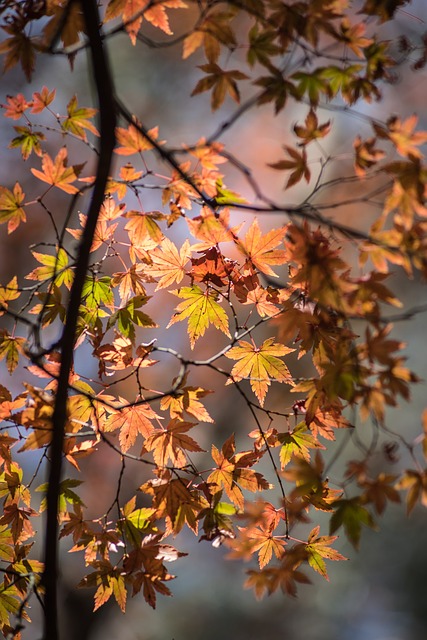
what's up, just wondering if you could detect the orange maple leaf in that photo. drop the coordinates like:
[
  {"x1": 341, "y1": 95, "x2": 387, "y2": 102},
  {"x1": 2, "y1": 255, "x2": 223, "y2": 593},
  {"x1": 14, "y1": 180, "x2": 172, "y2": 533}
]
[
  {"x1": 160, "y1": 374, "x2": 214, "y2": 423},
  {"x1": 237, "y1": 219, "x2": 287, "y2": 277},
  {"x1": 31, "y1": 147, "x2": 82, "y2": 194},
  {"x1": 0, "y1": 182, "x2": 26, "y2": 233},
  {"x1": 149, "y1": 238, "x2": 191, "y2": 290},
  {"x1": 143, "y1": 419, "x2": 204, "y2": 467},
  {"x1": 238, "y1": 525, "x2": 287, "y2": 568},
  {"x1": 187, "y1": 206, "x2": 241, "y2": 250},
  {"x1": 225, "y1": 338, "x2": 294, "y2": 406},
  {"x1": 103, "y1": 400, "x2": 161, "y2": 452},
  {"x1": 111, "y1": 264, "x2": 154, "y2": 303},
  {"x1": 207, "y1": 435, "x2": 270, "y2": 509},
  {"x1": 375, "y1": 114, "x2": 427, "y2": 159},
  {"x1": 233, "y1": 273, "x2": 281, "y2": 318},
  {"x1": 115, "y1": 124, "x2": 159, "y2": 156},
  {"x1": 31, "y1": 86, "x2": 56, "y2": 114}
]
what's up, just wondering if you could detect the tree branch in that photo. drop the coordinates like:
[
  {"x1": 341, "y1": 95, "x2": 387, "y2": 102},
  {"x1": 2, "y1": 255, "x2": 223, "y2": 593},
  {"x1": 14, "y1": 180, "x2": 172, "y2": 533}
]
[{"x1": 41, "y1": 1, "x2": 116, "y2": 638}]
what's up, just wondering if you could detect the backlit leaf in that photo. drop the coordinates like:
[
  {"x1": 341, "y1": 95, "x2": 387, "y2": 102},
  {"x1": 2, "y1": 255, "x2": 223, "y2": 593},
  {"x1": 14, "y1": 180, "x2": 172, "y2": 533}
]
[
  {"x1": 225, "y1": 338, "x2": 294, "y2": 406},
  {"x1": 167, "y1": 286, "x2": 230, "y2": 348}
]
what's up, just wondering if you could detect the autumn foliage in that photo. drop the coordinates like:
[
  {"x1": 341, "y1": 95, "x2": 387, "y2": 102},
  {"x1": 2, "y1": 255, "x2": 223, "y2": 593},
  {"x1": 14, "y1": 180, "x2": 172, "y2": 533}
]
[{"x1": 0, "y1": 0, "x2": 427, "y2": 638}]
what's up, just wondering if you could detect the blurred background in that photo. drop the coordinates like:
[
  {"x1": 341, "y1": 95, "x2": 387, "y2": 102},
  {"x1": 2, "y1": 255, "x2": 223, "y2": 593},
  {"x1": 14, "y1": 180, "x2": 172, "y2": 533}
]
[{"x1": 1, "y1": 1, "x2": 427, "y2": 639}]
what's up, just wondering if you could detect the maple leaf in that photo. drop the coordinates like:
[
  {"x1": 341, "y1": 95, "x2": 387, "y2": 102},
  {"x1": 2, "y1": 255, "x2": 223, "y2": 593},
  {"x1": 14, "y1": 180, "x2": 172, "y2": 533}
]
[
  {"x1": 237, "y1": 219, "x2": 287, "y2": 277},
  {"x1": 145, "y1": 0, "x2": 186, "y2": 35},
  {"x1": 207, "y1": 439, "x2": 244, "y2": 509},
  {"x1": 183, "y1": 9, "x2": 237, "y2": 62},
  {"x1": 359, "y1": 0, "x2": 410, "y2": 23},
  {"x1": 225, "y1": 338, "x2": 294, "y2": 406},
  {"x1": 0, "y1": 30, "x2": 36, "y2": 81},
  {"x1": 395, "y1": 469, "x2": 427, "y2": 514},
  {"x1": 191, "y1": 63, "x2": 248, "y2": 110},
  {"x1": 360, "y1": 473, "x2": 400, "y2": 515},
  {"x1": 61, "y1": 95, "x2": 99, "y2": 141},
  {"x1": 294, "y1": 109, "x2": 331, "y2": 146},
  {"x1": 338, "y1": 17, "x2": 373, "y2": 58},
  {"x1": 244, "y1": 569, "x2": 275, "y2": 599},
  {"x1": 37, "y1": 478, "x2": 84, "y2": 516},
  {"x1": 233, "y1": 273, "x2": 281, "y2": 317},
  {"x1": 103, "y1": 400, "x2": 161, "y2": 452},
  {"x1": 291, "y1": 69, "x2": 332, "y2": 106},
  {"x1": 140, "y1": 471, "x2": 194, "y2": 522},
  {"x1": 278, "y1": 422, "x2": 325, "y2": 469},
  {"x1": 254, "y1": 70, "x2": 297, "y2": 114},
  {"x1": 31, "y1": 86, "x2": 56, "y2": 114},
  {"x1": 149, "y1": 238, "x2": 191, "y2": 290},
  {"x1": 105, "y1": 0, "x2": 147, "y2": 44},
  {"x1": 1, "y1": 94, "x2": 30, "y2": 120},
  {"x1": 143, "y1": 419, "x2": 204, "y2": 467},
  {"x1": 0, "y1": 183, "x2": 26, "y2": 233},
  {"x1": 26, "y1": 248, "x2": 74, "y2": 290},
  {"x1": 123, "y1": 210, "x2": 163, "y2": 263},
  {"x1": 31, "y1": 147, "x2": 83, "y2": 194},
  {"x1": 269, "y1": 145, "x2": 311, "y2": 189},
  {"x1": 115, "y1": 123, "x2": 159, "y2": 156},
  {"x1": 59, "y1": 504, "x2": 86, "y2": 544},
  {"x1": 106, "y1": 0, "x2": 185, "y2": 44},
  {"x1": 67, "y1": 213, "x2": 118, "y2": 253},
  {"x1": 388, "y1": 115, "x2": 427, "y2": 159},
  {"x1": 239, "y1": 525, "x2": 287, "y2": 569},
  {"x1": 189, "y1": 247, "x2": 233, "y2": 288},
  {"x1": 0, "y1": 503, "x2": 37, "y2": 544},
  {"x1": 187, "y1": 139, "x2": 227, "y2": 171},
  {"x1": 187, "y1": 206, "x2": 240, "y2": 249},
  {"x1": 0, "y1": 585, "x2": 22, "y2": 629},
  {"x1": 9, "y1": 126, "x2": 45, "y2": 160},
  {"x1": 309, "y1": 408, "x2": 352, "y2": 441},
  {"x1": 304, "y1": 526, "x2": 346, "y2": 580},
  {"x1": 0, "y1": 277, "x2": 19, "y2": 317},
  {"x1": 0, "y1": 331, "x2": 26, "y2": 374},
  {"x1": 160, "y1": 373, "x2": 214, "y2": 423},
  {"x1": 29, "y1": 285, "x2": 65, "y2": 327},
  {"x1": 247, "y1": 25, "x2": 282, "y2": 68},
  {"x1": 207, "y1": 435, "x2": 269, "y2": 510},
  {"x1": 18, "y1": 387, "x2": 54, "y2": 451},
  {"x1": 111, "y1": 264, "x2": 154, "y2": 304},
  {"x1": 353, "y1": 135, "x2": 385, "y2": 176},
  {"x1": 43, "y1": 1, "x2": 85, "y2": 52},
  {"x1": 107, "y1": 295, "x2": 157, "y2": 343},
  {"x1": 167, "y1": 286, "x2": 230, "y2": 348},
  {"x1": 78, "y1": 561, "x2": 127, "y2": 613},
  {"x1": 330, "y1": 498, "x2": 376, "y2": 549}
]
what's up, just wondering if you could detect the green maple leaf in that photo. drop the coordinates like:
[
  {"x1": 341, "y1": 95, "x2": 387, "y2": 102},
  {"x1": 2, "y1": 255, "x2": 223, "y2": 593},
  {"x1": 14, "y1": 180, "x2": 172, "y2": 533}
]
[
  {"x1": 305, "y1": 526, "x2": 347, "y2": 580},
  {"x1": 278, "y1": 422, "x2": 324, "y2": 469},
  {"x1": 0, "y1": 584, "x2": 21, "y2": 627},
  {"x1": 61, "y1": 95, "x2": 99, "y2": 141},
  {"x1": 291, "y1": 69, "x2": 332, "y2": 106},
  {"x1": 82, "y1": 276, "x2": 114, "y2": 311},
  {"x1": 168, "y1": 285, "x2": 230, "y2": 348},
  {"x1": 330, "y1": 498, "x2": 377, "y2": 549},
  {"x1": 107, "y1": 295, "x2": 157, "y2": 343},
  {"x1": 26, "y1": 247, "x2": 74, "y2": 289},
  {"x1": 0, "y1": 330, "x2": 26, "y2": 374},
  {"x1": 9, "y1": 125, "x2": 45, "y2": 160},
  {"x1": 37, "y1": 478, "x2": 85, "y2": 515}
]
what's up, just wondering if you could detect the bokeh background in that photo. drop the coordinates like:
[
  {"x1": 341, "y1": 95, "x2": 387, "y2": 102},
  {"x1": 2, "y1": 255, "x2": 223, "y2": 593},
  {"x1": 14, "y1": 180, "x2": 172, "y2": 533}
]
[{"x1": 1, "y1": 1, "x2": 427, "y2": 638}]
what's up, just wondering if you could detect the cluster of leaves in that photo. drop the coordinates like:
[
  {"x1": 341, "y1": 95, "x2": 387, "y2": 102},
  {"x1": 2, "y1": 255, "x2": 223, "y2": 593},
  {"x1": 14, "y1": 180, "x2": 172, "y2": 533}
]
[{"x1": 0, "y1": 0, "x2": 427, "y2": 636}]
